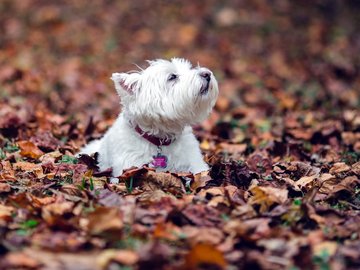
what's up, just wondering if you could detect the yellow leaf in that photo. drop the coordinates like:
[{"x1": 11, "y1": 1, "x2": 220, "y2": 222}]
[{"x1": 313, "y1": 241, "x2": 338, "y2": 257}]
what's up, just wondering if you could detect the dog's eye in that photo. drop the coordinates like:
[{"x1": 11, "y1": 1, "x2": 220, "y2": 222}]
[{"x1": 168, "y1": 74, "x2": 178, "y2": 81}]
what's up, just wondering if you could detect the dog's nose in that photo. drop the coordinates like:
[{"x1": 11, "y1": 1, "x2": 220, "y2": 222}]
[{"x1": 200, "y1": 71, "x2": 211, "y2": 82}]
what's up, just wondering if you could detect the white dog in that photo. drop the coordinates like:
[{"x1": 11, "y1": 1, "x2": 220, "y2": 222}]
[{"x1": 80, "y1": 58, "x2": 218, "y2": 182}]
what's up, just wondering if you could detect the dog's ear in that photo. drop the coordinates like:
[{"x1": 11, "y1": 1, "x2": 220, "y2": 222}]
[{"x1": 111, "y1": 73, "x2": 139, "y2": 95}]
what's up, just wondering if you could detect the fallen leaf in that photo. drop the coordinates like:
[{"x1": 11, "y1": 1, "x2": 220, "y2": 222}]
[
  {"x1": 42, "y1": 201, "x2": 75, "y2": 225},
  {"x1": 140, "y1": 170, "x2": 186, "y2": 195},
  {"x1": 1, "y1": 252, "x2": 42, "y2": 269},
  {"x1": 137, "y1": 241, "x2": 172, "y2": 269},
  {"x1": 13, "y1": 161, "x2": 44, "y2": 178},
  {"x1": 87, "y1": 207, "x2": 123, "y2": 235},
  {"x1": 18, "y1": 140, "x2": 44, "y2": 159},
  {"x1": 31, "y1": 230, "x2": 87, "y2": 252},
  {"x1": 191, "y1": 171, "x2": 212, "y2": 191},
  {"x1": 153, "y1": 222, "x2": 182, "y2": 241},
  {"x1": 296, "y1": 175, "x2": 317, "y2": 190},
  {"x1": 118, "y1": 166, "x2": 148, "y2": 180},
  {"x1": 182, "y1": 226, "x2": 224, "y2": 246},
  {"x1": 313, "y1": 241, "x2": 338, "y2": 257},
  {"x1": 97, "y1": 249, "x2": 139, "y2": 269},
  {"x1": 0, "y1": 182, "x2": 11, "y2": 193},
  {"x1": 217, "y1": 142, "x2": 247, "y2": 156},
  {"x1": 249, "y1": 186, "x2": 288, "y2": 213},
  {"x1": 329, "y1": 162, "x2": 351, "y2": 174},
  {"x1": 30, "y1": 131, "x2": 62, "y2": 152},
  {"x1": 0, "y1": 204, "x2": 15, "y2": 221},
  {"x1": 184, "y1": 243, "x2": 226, "y2": 270}
]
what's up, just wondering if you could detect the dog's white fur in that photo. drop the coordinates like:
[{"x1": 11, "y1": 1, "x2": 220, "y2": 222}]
[{"x1": 80, "y1": 58, "x2": 218, "y2": 182}]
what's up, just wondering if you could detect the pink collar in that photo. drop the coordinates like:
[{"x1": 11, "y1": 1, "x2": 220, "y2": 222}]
[{"x1": 134, "y1": 125, "x2": 174, "y2": 146}]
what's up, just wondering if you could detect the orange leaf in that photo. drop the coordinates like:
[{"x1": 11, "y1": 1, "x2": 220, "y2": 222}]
[
  {"x1": 18, "y1": 141, "x2": 44, "y2": 159},
  {"x1": 184, "y1": 243, "x2": 226, "y2": 270}
]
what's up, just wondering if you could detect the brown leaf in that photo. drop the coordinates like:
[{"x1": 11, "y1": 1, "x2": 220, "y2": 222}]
[
  {"x1": 97, "y1": 249, "x2": 139, "y2": 268},
  {"x1": 0, "y1": 161, "x2": 16, "y2": 181},
  {"x1": 352, "y1": 161, "x2": 360, "y2": 176},
  {"x1": 13, "y1": 161, "x2": 45, "y2": 178},
  {"x1": 86, "y1": 207, "x2": 123, "y2": 235},
  {"x1": 30, "y1": 131, "x2": 62, "y2": 152},
  {"x1": 184, "y1": 243, "x2": 226, "y2": 270},
  {"x1": 224, "y1": 218, "x2": 271, "y2": 240},
  {"x1": 0, "y1": 204, "x2": 15, "y2": 222},
  {"x1": 138, "y1": 189, "x2": 175, "y2": 203},
  {"x1": 22, "y1": 248, "x2": 98, "y2": 270},
  {"x1": 137, "y1": 241, "x2": 172, "y2": 268},
  {"x1": 140, "y1": 170, "x2": 186, "y2": 195},
  {"x1": 329, "y1": 162, "x2": 351, "y2": 174},
  {"x1": 42, "y1": 201, "x2": 75, "y2": 225},
  {"x1": 197, "y1": 187, "x2": 230, "y2": 207},
  {"x1": 0, "y1": 182, "x2": 11, "y2": 193},
  {"x1": 18, "y1": 140, "x2": 44, "y2": 159},
  {"x1": 249, "y1": 186, "x2": 288, "y2": 213},
  {"x1": 118, "y1": 166, "x2": 148, "y2": 180},
  {"x1": 296, "y1": 175, "x2": 317, "y2": 191},
  {"x1": 217, "y1": 142, "x2": 247, "y2": 156},
  {"x1": 181, "y1": 204, "x2": 222, "y2": 227},
  {"x1": 31, "y1": 230, "x2": 87, "y2": 252},
  {"x1": 247, "y1": 153, "x2": 272, "y2": 175},
  {"x1": 328, "y1": 176, "x2": 360, "y2": 198},
  {"x1": 182, "y1": 226, "x2": 224, "y2": 246},
  {"x1": 1, "y1": 252, "x2": 42, "y2": 269},
  {"x1": 191, "y1": 171, "x2": 212, "y2": 191},
  {"x1": 29, "y1": 194, "x2": 56, "y2": 208},
  {"x1": 97, "y1": 189, "x2": 124, "y2": 207}
]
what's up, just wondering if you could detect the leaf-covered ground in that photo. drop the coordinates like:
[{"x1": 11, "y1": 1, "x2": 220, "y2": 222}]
[{"x1": 0, "y1": 1, "x2": 359, "y2": 269}]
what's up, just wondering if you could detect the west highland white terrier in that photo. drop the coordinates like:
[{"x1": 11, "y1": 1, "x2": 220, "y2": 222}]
[{"x1": 80, "y1": 58, "x2": 219, "y2": 183}]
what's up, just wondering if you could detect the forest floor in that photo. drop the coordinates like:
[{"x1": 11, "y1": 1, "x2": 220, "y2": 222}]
[{"x1": 0, "y1": 1, "x2": 359, "y2": 269}]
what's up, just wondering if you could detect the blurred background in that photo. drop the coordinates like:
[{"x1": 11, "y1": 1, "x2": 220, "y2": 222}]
[{"x1": 0, "y1": 0, "x2": 359, "y2": 126}]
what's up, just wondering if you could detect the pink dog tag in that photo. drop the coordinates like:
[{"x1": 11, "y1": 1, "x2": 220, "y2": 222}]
[{"x1": 151, "y1": 154, "x2": 167, "y2": 168}]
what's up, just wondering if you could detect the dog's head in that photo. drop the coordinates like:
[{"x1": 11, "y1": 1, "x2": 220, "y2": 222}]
[{"x1": 111, "y1": 58, "x2": 219, "y2": 134}]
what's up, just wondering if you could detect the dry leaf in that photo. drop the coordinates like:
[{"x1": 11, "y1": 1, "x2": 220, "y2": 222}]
[
  {"x1": 87, "y1": 207, "x2": 123, "y2": 235},
  {"x1": 296, "y1": 175, "x2": 317, "y2": 190},
  {"x1": 140, "y1": 170, "x2": 185, "y2": 195},
  {"x1": 249, "y1": 186, "x2": 288, "y2": 213},
  {"x1": 42, "y1": 201, "x2": 75, "y2": 225},
  {"x1": 217, "y1": 142, "x2": 247, "y2": 155},
  {"x1": 2, "y1": 252, "x2": 41, "y2": 269},
  {"x1": 0, "y1": 182, "x2": 11, "y2": 193},
  {"x1": 313, "y1": 241, "x2": 338, "y2": 257},
  {"x1": 329, "y1": 162, "x2": 351, "y2": 174},
  {"x1": 13, "y1": 161, "x2": 44, "y2": 178},
  {"x1": 0, "y1": 161, "x2": 16, "y2": 180},
  {"x1": 18, "y1": 140, "x2": 44, "y2": 159},
  {"x1": 184, "y1": 243, "x2": 226, "y2": 270},
  {"x1": 0, "y1": 204, "x2": 15, "y2": 221},
  {"x1": 191, "y1": 171, "x2": 212, "y2": 191},
  {"x1": 97, "y1": 249, "x2": 139, "y2": 268}
]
